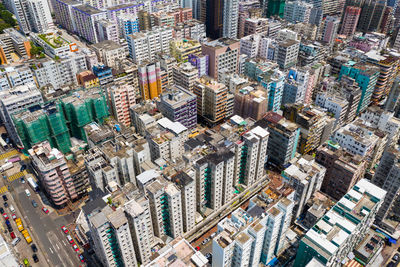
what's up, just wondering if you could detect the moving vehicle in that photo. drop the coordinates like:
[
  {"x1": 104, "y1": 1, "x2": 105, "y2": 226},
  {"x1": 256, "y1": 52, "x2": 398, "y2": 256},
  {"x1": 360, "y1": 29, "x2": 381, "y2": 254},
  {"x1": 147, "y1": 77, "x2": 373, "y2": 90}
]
[
  {"x1": 20, "y1": 177, "x2": 25, "y2": 184},
  {"x1": 41, "y1": 207, "x2": 49, "y2": 214},
  {"x1": 15, "y1": 218, "x2": 24, "y2": 232},
  {"x1": 25, "y1": 189, "x2": 30, "y2": 197},
  {"x1": 22, "y1": 229, "x2": 32, "y2": 244},
  {"x1": 27, "y1": 176, "x2": 39, "y2": 192}
]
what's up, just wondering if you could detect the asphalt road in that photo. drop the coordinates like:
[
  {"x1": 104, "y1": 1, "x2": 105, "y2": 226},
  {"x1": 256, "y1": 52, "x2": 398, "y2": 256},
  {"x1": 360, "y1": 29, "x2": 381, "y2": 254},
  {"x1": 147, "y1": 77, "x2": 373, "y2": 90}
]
[{"x1": 11, "y1": 179, "x2": 84, "y2": 267}]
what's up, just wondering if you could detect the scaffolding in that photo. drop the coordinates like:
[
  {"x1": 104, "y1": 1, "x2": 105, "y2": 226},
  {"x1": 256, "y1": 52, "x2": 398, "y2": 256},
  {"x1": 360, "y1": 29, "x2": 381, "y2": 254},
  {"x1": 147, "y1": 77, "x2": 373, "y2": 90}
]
[{"x1": 12, "y1": 88, "x2": 109, "y2": 153}]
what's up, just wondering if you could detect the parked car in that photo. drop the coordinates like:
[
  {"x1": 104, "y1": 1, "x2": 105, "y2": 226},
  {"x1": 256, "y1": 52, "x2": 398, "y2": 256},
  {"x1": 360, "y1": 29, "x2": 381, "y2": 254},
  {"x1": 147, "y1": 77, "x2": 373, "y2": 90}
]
[
  {"x1": 2, "y1": 195, "x2": 7, "y2": 201},
  {"x1": 31, "y1": 200, "x2": 38, "y2": 208},
  {"x1": 72, "y1": 244, "x2": 79, "y2": 252},
  {"x1": 3, "y1": 213, "x2": 8, "y2": 220},
  {"x1": 41, "y1": 207, "x2": 49, "y2": 214},
  {"x1": 20, "y1": 165, "x2": 26, "y2": 172},
  {"x1": 9, "y1": 205, "x2": 14, "y2": 212},
  {"x1": 31, "y1": 244, "x2": 37, "y2": 253},
  {"x1": 67, "y1": 235, "x2": 74, "y2": 244},
  {"x1": 10, "y1": 231, "x2": 15, "y2": 239},
  {"x1": 11, "y1": 214, "x2": 16, "y2": 220},
  {"x1": 0, "y1": 207, "x2": 4, "y2": 214},
  {"x1": 78, "y1": 255, "x2": 84, "y2": 263},
  {"x1": 20, "y1": 177, "x2": 25, "y2": 184},
  {"x1": 393, "y1": 254, "x2": 399, "y2": 261},
  {"x1": 32, "y1": 254, "x2": 39, "y2": 263},
  {"x1": 4, "y1": 202, "x2": 8, "y2": 208},
  {"x1": 23, "y1": 258, "x2": 29, "y2": 266},
  {"x1": 195, "y1": 246, "x2": 200, "y2": 251},
  {"x1": 61, "y1": 226, "x2": 68, "y2": 234}
]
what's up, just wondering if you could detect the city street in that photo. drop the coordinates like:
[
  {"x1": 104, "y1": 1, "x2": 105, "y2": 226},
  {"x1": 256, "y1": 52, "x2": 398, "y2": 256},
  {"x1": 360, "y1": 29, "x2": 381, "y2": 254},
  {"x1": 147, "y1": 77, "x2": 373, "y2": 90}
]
[{"x1": 0, "y1": 151, "x2": 85, "y2": 267}]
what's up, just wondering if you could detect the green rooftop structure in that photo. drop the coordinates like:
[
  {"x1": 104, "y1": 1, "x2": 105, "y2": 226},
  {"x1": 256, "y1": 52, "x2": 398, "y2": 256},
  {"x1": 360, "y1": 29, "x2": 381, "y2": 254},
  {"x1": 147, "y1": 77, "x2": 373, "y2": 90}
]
[{"x1": 13, "y1": 88, "x2": 109, "y2": 153}]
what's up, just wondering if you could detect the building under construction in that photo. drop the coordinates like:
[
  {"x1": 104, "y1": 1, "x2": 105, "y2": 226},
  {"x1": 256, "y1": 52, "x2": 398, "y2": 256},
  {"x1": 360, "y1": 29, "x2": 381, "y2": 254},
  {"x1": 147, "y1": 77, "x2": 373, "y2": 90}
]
[{"x1": 13, "y1": 88, "x2": 109, "y2": 153}]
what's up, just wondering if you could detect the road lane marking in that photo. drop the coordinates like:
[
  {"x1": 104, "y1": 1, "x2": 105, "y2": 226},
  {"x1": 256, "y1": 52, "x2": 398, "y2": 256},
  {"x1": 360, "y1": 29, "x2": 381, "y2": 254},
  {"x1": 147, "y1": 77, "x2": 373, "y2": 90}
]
[
  {"x1": 49, "y1": 247, "x2": 53, "y2": 254},
  {"x1": 56, "y1": 243, "x2": 60, "y2": 250},
  {"x1": 62, "y1": 240, "x2": 66, "y2": 246}
]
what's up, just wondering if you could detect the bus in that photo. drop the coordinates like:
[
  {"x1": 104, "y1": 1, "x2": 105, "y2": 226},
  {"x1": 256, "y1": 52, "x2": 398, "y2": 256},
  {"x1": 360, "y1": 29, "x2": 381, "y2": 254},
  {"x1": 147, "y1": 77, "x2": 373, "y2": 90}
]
[{"x1": 27, "y1": 176, "x2": 39, "y2": 192}]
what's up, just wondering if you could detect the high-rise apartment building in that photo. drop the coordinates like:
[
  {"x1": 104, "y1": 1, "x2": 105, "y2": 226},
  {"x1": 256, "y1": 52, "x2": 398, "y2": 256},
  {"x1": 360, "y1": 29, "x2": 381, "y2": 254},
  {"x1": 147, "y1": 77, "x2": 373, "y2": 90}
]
[
  {"x1": 257, "y1": 112, "x2": 300, "y2": 167},
  {"x1": 234, "y1": 86, "x2": 269, "y2": 121},
  {"x1": 340, "y1": 6, "x2": 361, "y2": 36},
  {"x1": 316, "y1": 144, "x2": 367, "y2": 200},
  {"x1": 52, "y1": 0, "x2": 80, "y2": 33},
  {"x1": 222, "y1": 0, "x2": 239, "y2": 39},
  {"x1": 357, "y1": 0, "x2": 386, "y2": 33},
  {"x1": 8, "y1": 0, "x2": 53, "y2": 34},
  {"x1": 171, "y1": 170, "x2": 196, "y2": 233},
  {"x1": 124, "y1": 196, "x2": 153, "y2": 265},
  {"x1": 88, "y1": 207, "x2": 137, "y2": 267},
  {"x1": 321, "y1": 16, "x2": 340, "y2": 44},
  {"x1": 106, "y1": 82, "x2": 136, "y2": 127},
  {"x1": 137, "y1": 61, "x2": 163, "y2": 100},
  {"x1": 29, "y1": 141, "x2": 77, "y2": 207},
  {"x1": 126, "y1": 26, "x2": 173, "y2": 64},
  {"x1": 260, "y1": 69, "x2": 285, "y2": 112},
  {"x1": 71, "y1": 5, "x2": 107, "y2": 43},
  {"x1": 339, "y1": 61, "x2": 380, "y2": 114},
  {"x1": 92, "y1": 40, "x2": 127, "y2": 69},
  {"x1": 146, "y1": 178, "x2": 183, "y2": 239},
  {"x1": 276, "y1": 39, "x2": 300, "y2": 70},
  {"x1": 283, "y1": 104, "x2": 335, "y2": 154},
  {"x1": 284, "y1": 0, "x2": 313, "y2": 24},
  {"x1": 193, "y1": 77, "x2": 229, "y2": 125},
  {"x1": 26, "y1": 0, "x2": 54, "y2": 32},
  {"x1": 266, "y1": 0, "x2": 286, "y2": 17},
  {"x1": 282, "y1": 155, "x2": 326, "y2": 218},
  {"x1": 172, "y1": 62, "x2": 199, "y2": 91},
  {"x1": 157, "y1": 85, "x2": 197, "y2": 129},
  {"x1": 194, "y1": 148, "x2": 235, "y2": 211},
  {"x1": 170, "y1": 39, "x2": 201, "y2": 63},
  {"x1": 0, "y1": 83, "x2": 43, "y2": 145},
  {"x1": 205, "y1": 0, "x2": 223, "y2": 39},
  {"x1": 294, "y1": 179, "x2": 386, "y2": 266},
  {"x1": 372, "y1": 143, "x2": 400, "y2": 233},
  {"x1": 236, "y1": 127, "x2": 269, "y2": 187},
  {"x1": 201, "y1": 38, "x2": 239, "y2": 80},
  {"x1": 95, "y1": 19, "x2": 119, "y2": 43}
]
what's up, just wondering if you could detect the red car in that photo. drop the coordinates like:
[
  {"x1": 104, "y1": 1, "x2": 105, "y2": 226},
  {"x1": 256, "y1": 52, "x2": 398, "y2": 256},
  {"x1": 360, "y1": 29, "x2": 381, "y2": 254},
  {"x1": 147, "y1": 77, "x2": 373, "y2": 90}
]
[
  {"x1": 3, "y1": 213, "x2": 8, "y2": 220},
  {"x1": 10, "y1": 232, "x2": 15, "y2": 239},
  {"x1": 11, "y1": 214, "x2": 16, "y2": 220},
  {"x1": 61, "y1": 226, "x2": 68, "y2": 234},
  {"x1": 67, "y1": 235, "x2": 74, "y2": 244},
  {"x1": 78, "y1": 255, "x2": 84, "y2": 263},
  {"x1": 72, "y1": 244, "x2": 79, "y2": 252},
  {"x1": 42, "y1": 207, "x2": 49, "y2": 214},
  {"x1": 195, "y1": 246, "x2": 200, "y2": 251}
]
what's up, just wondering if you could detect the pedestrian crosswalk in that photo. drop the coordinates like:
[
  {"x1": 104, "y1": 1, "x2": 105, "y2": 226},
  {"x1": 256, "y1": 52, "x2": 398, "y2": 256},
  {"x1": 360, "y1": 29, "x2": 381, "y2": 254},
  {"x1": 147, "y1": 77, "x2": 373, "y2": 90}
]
[
  {"x1": 0, "y1": 150, "x2": 19, "y2": 161},
  {"x1": 0, "y1": 186, "x2": 7, "y2": 194},
  {"x1": 7, "y1": 170, "x2": 27, "y2": 182}
]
